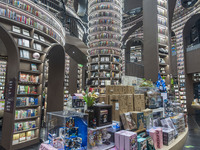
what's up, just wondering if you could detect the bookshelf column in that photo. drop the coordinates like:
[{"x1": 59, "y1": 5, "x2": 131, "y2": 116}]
[{"x1": 88, "y1": 0, "x2": 123, "y2": 93}]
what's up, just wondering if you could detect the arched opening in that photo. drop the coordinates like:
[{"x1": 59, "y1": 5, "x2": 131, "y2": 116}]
[
  {"x1": 181, "y1": 0, "x2": 198, "y2": 8},
  {"x1": 125, "y1": 38, "x2": 144, "y2": 78},
  {"x1": 182, "y1": 13, "x2": 200, "y2": 115},
  {"x1": 0, "y1": 24, "x2": 20, "y2": 150},
  {"x1": 125, "y1": 38, "x2": 143, "y2": 64},
  {"x1": 44, "y1": 44, "x2": 65, "y2": 113}
]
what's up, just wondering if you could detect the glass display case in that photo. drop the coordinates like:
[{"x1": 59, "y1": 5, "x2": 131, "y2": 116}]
[{"x1": 46, "y1": 111, "x2": 88, "y2": 150}]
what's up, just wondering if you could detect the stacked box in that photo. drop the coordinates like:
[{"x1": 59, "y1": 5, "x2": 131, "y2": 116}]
[
  {"x1": 124, "y1": 131, "x2": 137, "y2": 150},
  {"x1": 155, "y1": 128, "x2": 163, "y2": 149},
  {"x1": 133, "y1": 94, "x2": 145, "y2": 111},
  {"x1": 162, "y1": 128, "x2": 174, "y2": 146},
  {"x1": 142, "y1": 109, "x2": 153, "y2": 130},
  {"x1": 98, "y1": 94, "x2": 108, "y2": 104},
  {"x1": 149, "y1": 129, "x2": 157, "y2": 149},
  {"x1": 130, "y1": 111, "x2": 144, "y2": 130},
  {"x1": 171, "y1": 114, "x2": 185, "y2": 134},
  {"x1": 109, "y1": 94, "x2": 134, "y2": 121},
  {"x1": 115, "y1": 130, "x2": 137, "y2": 150},
  {"x1": 115, "y1": 130, "x2": 126, "y2": 150},
  {"x1": 106, "y1": 85, "x2": 135, "y2": 95}
]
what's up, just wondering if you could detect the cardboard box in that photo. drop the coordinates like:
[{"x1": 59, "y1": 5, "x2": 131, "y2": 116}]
[
  {"x1": 109, "y1": 94, "x2": 134, "y2": 121},
  {"x1": 130, "y1": 111, "x2": 144, "y2": 130},
  {"x1": 99, "y1": 94, "x2": 108, "y2": 104},
  {"x1": 133, "y1": 94, "x2": 145, "y2": 111},
  {"x1": 106, "y1": 85, "x2": 135, "y2": 95},
  {"x1": 127, "y1": 86, "x2": 135, "y2": 94},
  {"x1": 120, "y1": 132, "x2": 126, "y2": 150}
]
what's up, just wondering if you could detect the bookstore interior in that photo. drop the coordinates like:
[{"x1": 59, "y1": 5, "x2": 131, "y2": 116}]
[{"x1": 0, "y1": 0, "x2": 200, "y2": 150}]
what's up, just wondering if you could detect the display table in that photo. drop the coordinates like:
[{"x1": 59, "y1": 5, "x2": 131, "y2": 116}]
[
  {"x1": 191, "y1": 104, "x2": 200, "y2": 109},
  {"x1": 159, "y1": 128, "x2": 188, "y2": 150}
]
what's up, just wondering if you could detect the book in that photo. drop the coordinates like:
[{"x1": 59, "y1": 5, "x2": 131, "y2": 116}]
[
  {"x1": 13, "y1": 134, "x2": 19, "y2": 145},
  {"x1": 26, "y1": 131, "x2": 31, "y2": 140},
  {"x1": 19, "y1": 133, "x2": 26, "y2": 141},
  {"x1": 31, "y1": 64, "x2": 37, "y2": 71}
]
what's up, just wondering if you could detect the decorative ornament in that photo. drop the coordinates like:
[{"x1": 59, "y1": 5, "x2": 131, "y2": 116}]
[{"x1": 33, "y1": 52, "x2": 40, "y2": 60}]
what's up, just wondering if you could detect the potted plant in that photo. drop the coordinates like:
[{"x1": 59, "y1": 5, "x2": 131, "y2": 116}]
[{"x1": 82, "y1": 89, "x2": 98, "y2": 110}]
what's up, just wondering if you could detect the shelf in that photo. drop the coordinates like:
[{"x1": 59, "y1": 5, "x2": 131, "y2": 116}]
[
  {"x1": 12, "y1": 137, "x2": 38, "y2": 146},
  {"x1": 90, "y1": 69, "x2": 99, "y2": 72},
  {"x1": 16, "y1": 105, "x2": 40, "y2": 109},
  {"x1": 18, "y1": 46, "x2": 45, "y2": 54},
  {"x1": 20, "y1": 70, "x2": 41, "y2": 75},
  {"x1": 99, "y1": 61, "x2": 111, "y2": 64},
  {"x1": 99, "y1": 77, "x2": 110, "y2": 79},
  {"x1": 33, "y1": 39, "x2": 50, "y2": 47},
  {"x1": 159, "y1": 63, "x2": 167, "y2": 66},
  {"x1": 20, "y1": 58, "x2": 42, "y2": 64},
  {"x1": 15, "y1": 116, "x2": 39, "y2": 122},
  {"x1": 18, "y1": 82, "x2": 41, "y2": 86},
  {"x1": 99, "y1": 69, "x2": 111, "y2": 71},
  {"x1": 88, "y1": 124, "x2": 113, "y2": 131},
  {"x1": 90, "y1": 62, "x2": 99, "y2": 65},
  {"x1": 17, "y1": 94, "x2": 40, "y2": 97},
  {"x1": 159, "y1": 53, "x2": 168, "y2": 57},
  {"x1": 9, "y1": 31, "x2": 33, "y2": 40},
  {"x1": 112, "y1": 70, "x2": 120, "y2": 72},
  {"x1": 13, "y1": 127, "x2": 39, "y2": 134}
]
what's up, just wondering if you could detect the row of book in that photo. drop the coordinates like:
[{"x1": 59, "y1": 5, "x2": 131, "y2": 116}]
[
  {"x1": 89, "y1": 19, "x2": 118, "y2": 26},
  {"x1": 15, "y1": 109, "x2": 38, "y2": 119},
  {"x1": 5, "y1": 0, "x2": 62, "y2": 33},
  {"x1": 89, "y1": 41, "x2": 121, "y2": 48},
  {"x1": 14, "y1": 121, "x2": 36, "y2": 132},
  {"x1": 19, "y1": 73, "x2": 39, "y2": 83},
  {"x1": 89, "y1": 12, "x2": 120, "y2": 20},
  {"x1": 17, "y1": 85, "x2": 37, "y2": 94},
  {"x1": 0, "y1": 7, "x2": 62, "y2": 43},
  {"x1": 89, "y1": 49, "x2": 121, "y2": 56},
  {"x1": 13, "y1": 130, "x2": 35, "y2": 145},
  {"x1": 90, "y1": 0, "x2": 120, "y2": 8},
  {"x1": 16, "y1": 97, "x2": 38, "y2": 107},
  {"x1": 90, "y1": 26, "x2": 120, "y2": 33},
  {"x1": 90, "y1": 4, "x2": 120, "y2": 13},
  {"x1": 90, "y1": 33, "x2": 121, "y2": 41}
]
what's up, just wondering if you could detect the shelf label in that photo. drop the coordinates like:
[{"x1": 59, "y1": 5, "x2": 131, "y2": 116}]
[{"x1": 5, "y1": 78, "x2": 16, "y2": 113}]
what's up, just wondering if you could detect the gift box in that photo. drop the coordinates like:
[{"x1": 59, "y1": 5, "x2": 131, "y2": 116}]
[
  {"x1": 149, "y1": 128, "x2": 157, "y2": 149},
  {"x1": 146, "y1": 136, "x2": 155, "y2": 150},
  {"x1": 130, "y1": 111, "x2": 144, "y2": 130},
  {"x1": 162, "y1": 128, "x2": 174, "y2": 146},
  {"x1": 115, "y1": 130, "x2": 126, "y2": 150},
  {"x1": 124, "y1": 131, "x2": 137, "y2": 150},
  {"x1": 93, "y1": 104, "x2": 112, "y2": 127},
  {"x1": 155, "y1": 128, "x2": 163, "y2": 149},
  {"x1": 137, "y1": 137, "x2": 147, "y2": 150}
]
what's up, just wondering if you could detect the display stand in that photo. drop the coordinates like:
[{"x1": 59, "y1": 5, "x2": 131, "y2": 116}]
[{"x1": 159, "y1": 128, "x2": 188, "y2": 150}]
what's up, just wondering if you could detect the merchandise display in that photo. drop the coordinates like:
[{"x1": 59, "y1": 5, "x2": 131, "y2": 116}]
[
  {"x1": 46, "y1": 111, "x2": 88, "y2": 150},
  {"x1": 1, "y1": 0, "x2": 199, "y2": 149}
]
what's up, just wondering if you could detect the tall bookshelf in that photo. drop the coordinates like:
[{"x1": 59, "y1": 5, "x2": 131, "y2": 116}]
[
  {"x1": 143, "y1": 0, "x2": 170, "y2": 85},
  {"x1": 0, "y1": 58, "x2": 6, "y2": 117},
  {"x1": 88, "y1": 0, "x2": 123, "y2": 94},
  {"x1": 64, "y1": 53, "x2": 70, "y2": 105},
  {"x1": 0, "y1": 0, "x2": 65, "y2": 149}
]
